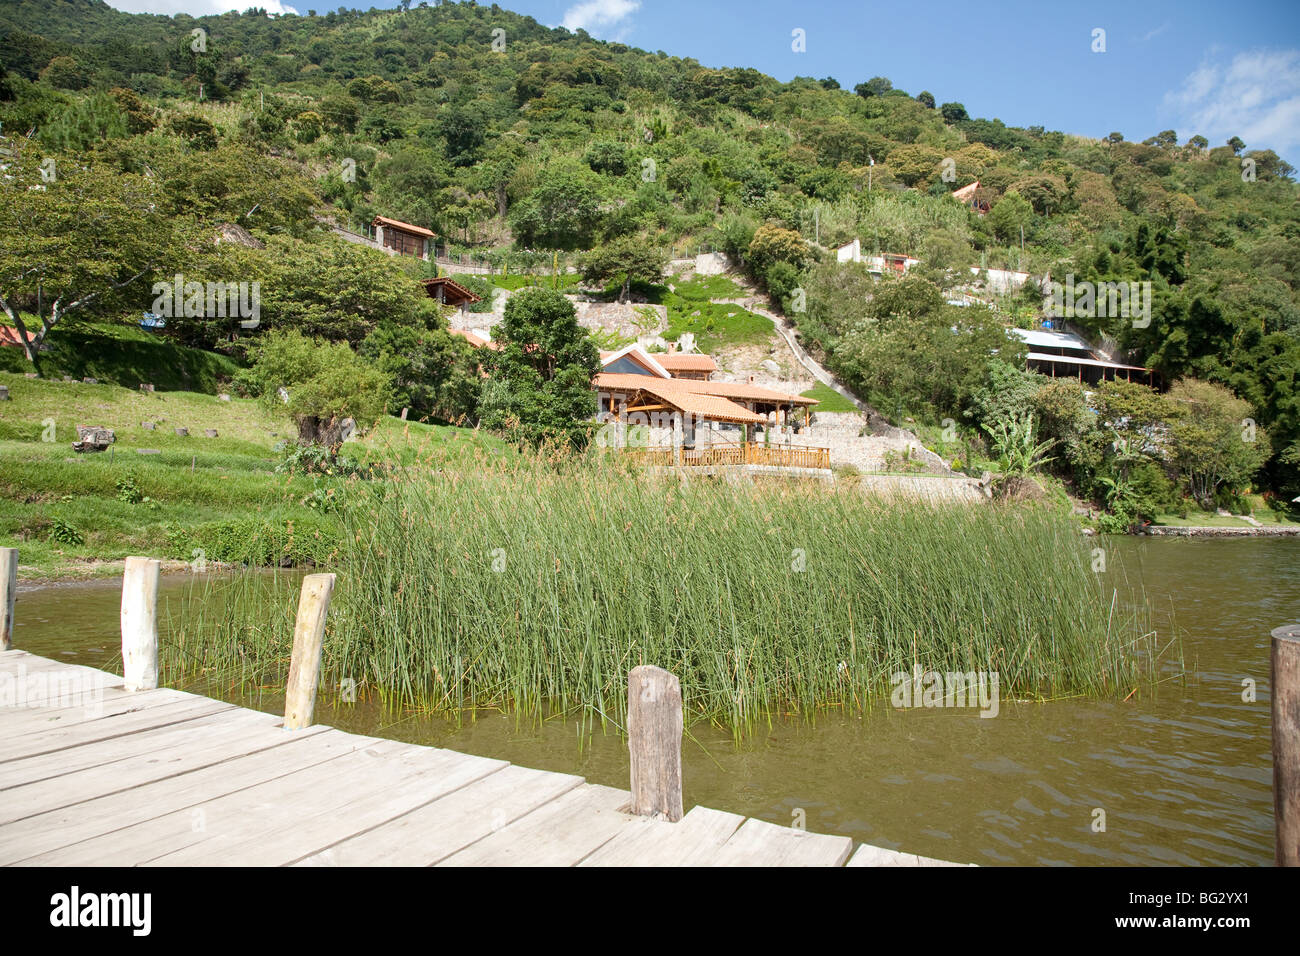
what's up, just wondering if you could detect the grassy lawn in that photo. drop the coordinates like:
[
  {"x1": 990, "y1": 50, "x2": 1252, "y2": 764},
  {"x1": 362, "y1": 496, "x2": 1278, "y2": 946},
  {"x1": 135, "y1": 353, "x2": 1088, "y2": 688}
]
[
  {"x1": 486, "y1": 272, "x2": 582, "y2": 292},
  {"x1": 0, "y1": 372, "x2": 507, "y2": 580},
  {"x1": 801, "y1": 382, "x2": 858, "y2": 413},
  {"x1": 657, "y1": 276, "x2": 771, "y2": 352},
  {"x1": 0, "y1": 319, "x2": 241, "y2": 392}
]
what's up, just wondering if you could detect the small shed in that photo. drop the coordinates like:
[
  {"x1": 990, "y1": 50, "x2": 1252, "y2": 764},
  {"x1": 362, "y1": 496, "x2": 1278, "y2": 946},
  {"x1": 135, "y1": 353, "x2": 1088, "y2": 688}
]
[{"x1": 372, "y1": 215, "x2": 434, "y2": 260}]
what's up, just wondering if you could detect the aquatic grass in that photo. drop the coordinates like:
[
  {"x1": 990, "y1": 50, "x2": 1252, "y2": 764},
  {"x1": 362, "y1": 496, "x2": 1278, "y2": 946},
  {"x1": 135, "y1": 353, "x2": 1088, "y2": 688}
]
[{"x1": 164, "y1": 447, "x2": 1171, "y2": 734}]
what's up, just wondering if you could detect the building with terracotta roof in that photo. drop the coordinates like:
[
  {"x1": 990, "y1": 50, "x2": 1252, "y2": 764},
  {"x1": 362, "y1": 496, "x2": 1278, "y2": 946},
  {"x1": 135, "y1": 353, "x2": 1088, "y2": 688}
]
[
  {"x1": 456, "y1": 335, "x2": 830, "y2": 473},
  {"x1": 422, "y1": 276, "x2": 483, "y2": 312},
  {"x1": 372, "y1": 215, "x2": 434, "y2": 260}
]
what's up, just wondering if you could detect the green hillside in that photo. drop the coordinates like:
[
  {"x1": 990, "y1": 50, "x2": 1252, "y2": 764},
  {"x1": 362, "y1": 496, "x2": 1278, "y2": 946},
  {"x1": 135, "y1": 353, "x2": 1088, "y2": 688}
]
[{"x1": 0, "y1": 0, "x2": 1296, "y2": 517}]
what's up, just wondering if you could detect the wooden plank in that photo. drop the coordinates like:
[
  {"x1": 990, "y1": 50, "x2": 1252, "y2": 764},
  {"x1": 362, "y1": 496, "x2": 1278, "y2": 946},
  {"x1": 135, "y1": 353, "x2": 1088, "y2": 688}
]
[
  {"x1": 0, "y1": 704, "x2": 257, "y2": 794},
  {"x1": 0, "y1": 651, "x2": 124, "y2": 685},
  {"x1": 438, "y1": 783, "x2": 632, "y2": 867},
  {"x1": 579, "y1": 804, "x2": 744, "y2": 867},
  {"x1": 0, "y1": 711, "x2": 289, "y2": 826},
  {"x1": 145, "y1": 743, "x2": 507, "y2": 866},
  {"x1": 0, "y1": 695, "x2": 237, "y2": 765},
  {"x1": 845, "y1": 843, "x2": 974, "y2": 867},
  {"x1": 0, "y1": 688, "x2": 195, "y2": 739},
  {"x1": 295, "y1": 764, "x2": 583, "y2": 867},
  {"x1": 704, "y1": 817, "x2": 854, "y2": 867},
  {"x1": 21, "y1": 736, "x2": 414, "y2": 866},
  {"x1": 0, "y1": 727, "x2": 360, "y2": 864}
]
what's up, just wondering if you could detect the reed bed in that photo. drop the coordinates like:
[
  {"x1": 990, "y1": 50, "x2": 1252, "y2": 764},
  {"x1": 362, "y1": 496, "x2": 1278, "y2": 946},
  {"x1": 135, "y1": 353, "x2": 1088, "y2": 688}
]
[{"x1": 164, "y1": 450, "x2": 1168, "y2": 732}]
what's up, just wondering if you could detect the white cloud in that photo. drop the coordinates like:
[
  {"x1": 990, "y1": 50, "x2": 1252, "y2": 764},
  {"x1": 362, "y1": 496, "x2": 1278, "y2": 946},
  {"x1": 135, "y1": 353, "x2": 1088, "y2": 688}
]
[
  {"x1": 106, "y1": 1, "x2": 299, "y2": 15},
  {"x1": 561, "y1": 0, "x2": 640, "y2": 37},
  {"x1": 1165, "y1": 49, "x2": 1300, "y2": 157}
]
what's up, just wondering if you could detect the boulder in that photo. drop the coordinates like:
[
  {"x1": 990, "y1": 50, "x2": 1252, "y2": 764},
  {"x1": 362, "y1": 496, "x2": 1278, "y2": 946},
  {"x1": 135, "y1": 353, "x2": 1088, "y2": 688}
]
[
  {"x1": 760, "y1": 359, "x2": 781, "y2": 376},
  {"x1": 218, "y1": 393, "x2": 231, "y2": 402},
  {"x1": 174, "y1": 427, "x2": 188, "y2": 437},
  {"x1": 139, "y1": 383, "x2": 154, "y2": 393},
  {"x1": 72, "y1": 425, "x2": 115, "y2": 453},
  {"x1": 339, "y1": 418, "x2": 357, "y2": 441},
  {"x1": 24, "y1": 373, "x2": 38, "y2": 379},
  {"x1": 142, "y1": 422, "x2": 156, "y2": 430},
  {"x1": 82, "y1": 377, "x2": 98, "y2": 384},
  {"x1": 0, "y1": 385, "x2": 8, "y2": 401},
  {"x1": 204, "y1": 429, "x2": 218, "y2": 438}
]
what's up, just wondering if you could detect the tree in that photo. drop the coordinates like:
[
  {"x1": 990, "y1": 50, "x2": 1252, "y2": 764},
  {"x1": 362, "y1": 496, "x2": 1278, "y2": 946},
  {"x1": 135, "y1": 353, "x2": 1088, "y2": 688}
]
[
  {"x1": 747, "y1": 224, "x2": 807, "y2": 271},
  {"x1": 831, "y1": 276, "x2": 1022, "y2": 420},
  {"x1": 1166, "y1": 378, "x2": 1270, "y2": 507},
  {"x1": 507, "y1": 163, "x2": 602, "y2": 250},
  {"x1": 1187, "y1": 135, "x2": 1208, "y2": 151},
  {"x1": 361, "y1": 322, "x2": 480, "y2": 424},
  {"x1": 580, "y1": 235, "x2": 668, "y2": 303},
  {"x1": 238, "y1": 329, "x2": 393, "y2": 450},
  {"x1": 939, "y1": 102, "x2": 968, "y2": 123},
  {"x1": 1227, "y1": 136, "x2": 1246, "y2": 154},
  {"x1": 1107, "y1": 132, "x2": 1124, "y2": 144},
  {"x1": 916, "y1": 90, "x2": 935, "y2": 109},
  {"x1": 481, "y1": 288, "x2": 600, "y2": 447},
  {"x1": 0, "y1": 155, "x2": 180, "y2": 373},
  {"x1": 987, "y1": 191, "x2": 1032, "y2": 244},
  {"x1": 854, "y1": 77, "x2": 892, "y2": 98}
]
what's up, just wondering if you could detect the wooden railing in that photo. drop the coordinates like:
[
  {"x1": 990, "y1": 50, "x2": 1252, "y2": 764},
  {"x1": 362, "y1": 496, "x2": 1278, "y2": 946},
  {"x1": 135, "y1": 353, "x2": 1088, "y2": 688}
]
[{"x1": 621, "y1": 441, "x2": 830, "y2": 470}]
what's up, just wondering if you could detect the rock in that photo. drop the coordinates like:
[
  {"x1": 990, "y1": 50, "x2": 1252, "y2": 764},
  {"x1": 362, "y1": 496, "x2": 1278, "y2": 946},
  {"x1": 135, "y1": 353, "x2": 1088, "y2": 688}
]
[
  {"x1": 139, "y1": 383, "x2": 154, "y2": 393},
  {"x1": 24, "y1": 373, "x2": 37, "y2": 379},
  {"x1": 277, "y1": 386, "x2": 290, "y2": 405},
  {"x1": 339, "y1": 417, "x2": 357, "y2": 441},
  {"x1": 72, "y1": 425, "x2": 115, "y2": 453},
  {"x1": 62, "y1": 376, "x2": 74, "y2": 382},
  {"x1": 218, "y1": 393, "x2": 231, "y2": 402},
  {"x1": 142, "y1": 422, "x2": 156, "y2": 430},
  {"x1": 174, "y1": 427, "x2": 188, "y2": 437},
  {"x1": 136, "y1": 449, "x2": 161, "y2": 455},
  {"x1": 82, "y1": 377, "x2": 97, "y2": 384},
  {"x1": 204, "y1": 429, "x2": 218, "y2": 438},
  {"x1": 0, "y1": 385, "x2": 8, "y2": 401},
  {"x1": 760, "y1": 359, "x2": 781, "y2": 375}
]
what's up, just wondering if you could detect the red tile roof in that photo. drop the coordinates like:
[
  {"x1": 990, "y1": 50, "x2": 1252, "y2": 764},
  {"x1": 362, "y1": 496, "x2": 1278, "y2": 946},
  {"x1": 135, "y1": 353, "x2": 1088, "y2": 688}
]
[
  {"x1": 0, "y1": 326, "x2": 24, "y2": 347},
  {"x1": 373, "y1": 215, "x2": 435, "y2": 238}
]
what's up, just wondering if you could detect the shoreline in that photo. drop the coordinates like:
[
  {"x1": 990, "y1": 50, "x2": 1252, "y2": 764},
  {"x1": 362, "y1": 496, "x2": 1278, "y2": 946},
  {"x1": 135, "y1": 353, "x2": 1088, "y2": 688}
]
[{"x1": 1141, "y1": 525, "x2": 1300, "y2": 537}]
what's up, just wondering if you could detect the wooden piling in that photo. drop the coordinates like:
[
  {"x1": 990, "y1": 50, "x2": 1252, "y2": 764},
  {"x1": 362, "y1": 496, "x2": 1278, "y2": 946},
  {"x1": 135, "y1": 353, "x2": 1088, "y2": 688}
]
[
  {"x1": 0, "y1": 548, "x2": 16, "y2": 651},
  {"x1": 284, "y1": 573, "x2": 336, "y2": 730},
  {"x1": 1273, "y1": 622, "x2": 1300, "y2": 866},
  {"x1": 627, "y1": 665, "x2": 684, "y2": 822},
  {"x1": 120, "y1": 556, "x2": 161, "y2": 691}
]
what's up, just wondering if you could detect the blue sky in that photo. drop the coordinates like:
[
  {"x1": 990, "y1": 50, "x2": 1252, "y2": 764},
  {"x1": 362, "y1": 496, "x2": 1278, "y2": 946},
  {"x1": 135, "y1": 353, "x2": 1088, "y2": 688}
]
[{"x1": 110, "y1": 0, "x2": 1300, "y2": 160}]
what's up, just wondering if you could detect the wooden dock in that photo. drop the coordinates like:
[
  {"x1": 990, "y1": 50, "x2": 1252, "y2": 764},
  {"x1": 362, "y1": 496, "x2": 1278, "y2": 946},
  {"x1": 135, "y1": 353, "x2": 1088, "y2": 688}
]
[{"x1": 0, "y1": 649, "x2": 963, "y2": 867}]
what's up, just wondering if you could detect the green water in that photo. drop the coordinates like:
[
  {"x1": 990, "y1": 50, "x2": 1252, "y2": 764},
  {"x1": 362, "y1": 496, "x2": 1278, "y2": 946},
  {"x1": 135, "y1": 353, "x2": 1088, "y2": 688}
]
[{"x1": 11, "y1": 536, "x2": 1297, "y2": 865}]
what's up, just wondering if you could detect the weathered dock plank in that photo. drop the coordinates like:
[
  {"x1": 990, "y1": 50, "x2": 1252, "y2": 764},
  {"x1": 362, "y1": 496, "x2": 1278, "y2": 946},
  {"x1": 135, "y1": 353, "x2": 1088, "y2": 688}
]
[
  {"x1": 438, "y1": 783, "x2": 633, "y2": 867},
  {"x1": 0, "y1": 728, "x2": 365, "y2": 864},
  {"x1": 579, "y1": 805, "x2": 745, "y2": 866},
  {"x1": 295, "y1": 764, "x2": 583, "y2": 866},
  {"x1": 0, "y1": 712, "x2": 295, "y2": 826},
  {"x1": 703, "y1": 817, "x2": 855, "y2": 867}
]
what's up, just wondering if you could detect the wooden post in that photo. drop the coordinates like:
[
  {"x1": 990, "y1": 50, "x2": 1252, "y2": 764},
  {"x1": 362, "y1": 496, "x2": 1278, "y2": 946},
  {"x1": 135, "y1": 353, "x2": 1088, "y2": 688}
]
[
  {"x1": 121, "y1": 556, "x2": 160, "y2": 691},
  {"x1": 627, "y1": 665, "x2": 684, "y2": 822},
  {"x1": 284, "y1": 573, "x2": 336, "y2": 730},
  {"x1": 1273, "y1": 623, "x2": 1300, "y2": 866},
  {"x1": 0, "y1": 548, "x2": 16, "y2": 651}
]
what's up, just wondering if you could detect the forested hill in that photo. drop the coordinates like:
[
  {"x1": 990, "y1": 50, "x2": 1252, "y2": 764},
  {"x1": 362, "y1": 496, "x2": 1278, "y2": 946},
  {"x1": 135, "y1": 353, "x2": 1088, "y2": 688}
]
[{"x1": 1, "y1": 0, "x2": 1298, "y2": 495}]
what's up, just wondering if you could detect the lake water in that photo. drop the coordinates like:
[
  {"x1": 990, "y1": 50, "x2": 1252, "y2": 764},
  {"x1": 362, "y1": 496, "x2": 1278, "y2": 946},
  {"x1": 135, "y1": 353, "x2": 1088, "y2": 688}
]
[{"x1": 11, "y1": 536, "x2": 1297, "y2": 865}]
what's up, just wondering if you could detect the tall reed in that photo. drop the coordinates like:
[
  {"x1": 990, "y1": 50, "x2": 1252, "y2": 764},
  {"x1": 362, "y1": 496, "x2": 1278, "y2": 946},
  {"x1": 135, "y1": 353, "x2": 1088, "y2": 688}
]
[{"x1": 165, "y1": 448, "x2": 1168, "y2": 732}]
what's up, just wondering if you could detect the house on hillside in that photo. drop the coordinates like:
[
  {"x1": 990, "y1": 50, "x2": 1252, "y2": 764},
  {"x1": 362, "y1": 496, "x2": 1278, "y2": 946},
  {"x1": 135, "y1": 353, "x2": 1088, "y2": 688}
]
[
  {"x1": 835, "y1": 239, "x2": 920, "y2": 275},
  {"x1": 421, "y1": 276, "x2": 482, "y2": 314},
  {"x1": 454, "y1": 335, "x2": 830, "y2": 474},
  {"x1": 951, "y1": 180, "x2": 991, "y2": 214},
  {"x1": 372, "y1": 215, "x2": 433, "y2": 260},
  {"x1": 1009, "y1": 327, "x2": 1154, "y2": 387},
  {"x1": 592, "y1": 343, "x2": 828, "y2": 472}
]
